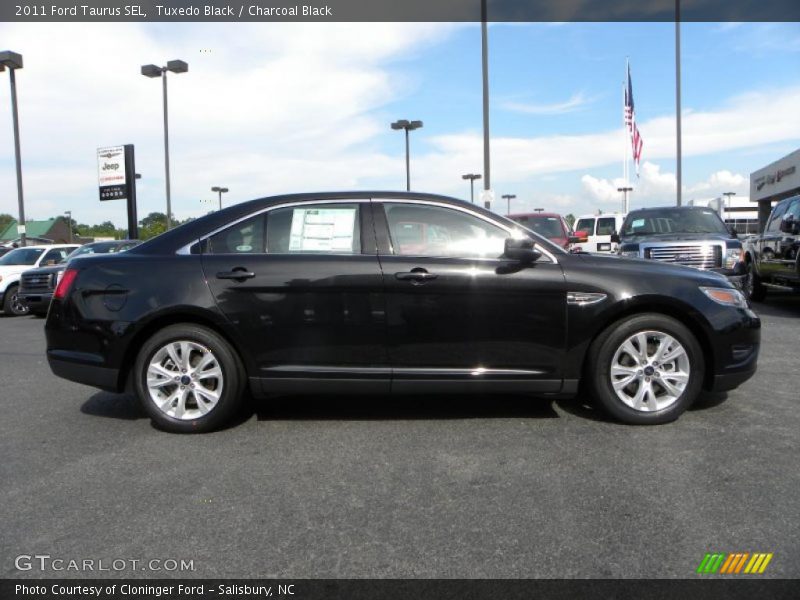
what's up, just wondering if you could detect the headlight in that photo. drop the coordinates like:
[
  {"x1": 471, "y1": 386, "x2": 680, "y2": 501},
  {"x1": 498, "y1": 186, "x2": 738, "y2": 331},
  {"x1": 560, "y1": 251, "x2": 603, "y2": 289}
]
[
  {"x1": 700, "y1": 286, "x2": 747, "y2": 308},
  {"x1": 620, "y1": 251, "x2": 639, "y2": 258},
  {"x1": 724, "y1": 248, "x2": 743, "y2": 269}
]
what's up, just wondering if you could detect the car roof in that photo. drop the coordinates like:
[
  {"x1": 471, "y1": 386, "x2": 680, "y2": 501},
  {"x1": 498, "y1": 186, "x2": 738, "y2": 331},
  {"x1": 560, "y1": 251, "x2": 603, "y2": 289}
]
[
  {"x1": 575, "y1": 213, "x2": 626, "y2": 219},
  {"x1": 508, "y1": 212, "x2": 563, "y2": 218},
  {"x1": 627, "y1": 206, "x2": 713, "y2": 214},
  {"x1": 132, "y1": 191, "x2": 509, "y2": 255},
  {"x1": 6, "y1": 244, "x2": 79, "y2": 250}
]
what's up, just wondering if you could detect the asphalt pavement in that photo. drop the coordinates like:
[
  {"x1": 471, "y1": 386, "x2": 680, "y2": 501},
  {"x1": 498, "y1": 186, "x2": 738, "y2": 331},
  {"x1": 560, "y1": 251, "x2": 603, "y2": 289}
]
[{"x1": 1, "y1": 297, "x2": 799, "y2": 579}]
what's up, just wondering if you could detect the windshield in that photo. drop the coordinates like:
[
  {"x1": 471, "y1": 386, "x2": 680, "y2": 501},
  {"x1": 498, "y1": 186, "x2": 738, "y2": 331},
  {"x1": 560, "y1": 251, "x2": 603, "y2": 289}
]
[
  {"x1": 621, "y1": 209, "x2": 728, "y2": 236},
  {"x1": 511, "y1": 215, "x2": 564, "y2": 238},
  {"x1": 0, "y1": 247, "x2": 45, "y2": 266}
]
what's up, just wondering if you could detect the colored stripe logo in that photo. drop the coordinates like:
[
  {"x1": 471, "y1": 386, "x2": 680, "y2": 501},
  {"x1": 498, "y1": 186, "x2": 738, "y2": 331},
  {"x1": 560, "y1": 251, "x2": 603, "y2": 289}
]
[{"x1": 697, "y1": 552, "x2": 773, "y2": 574}]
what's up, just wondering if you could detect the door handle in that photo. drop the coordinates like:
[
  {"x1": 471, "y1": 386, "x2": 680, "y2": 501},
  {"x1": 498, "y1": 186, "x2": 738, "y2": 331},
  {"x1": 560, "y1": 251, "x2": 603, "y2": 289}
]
[
  {"x1": 395, "y1": 270, "x2": 438, "y2": 282},
  {"x1": 216, "y1": 268, "x2": 255, "y2": 281}
]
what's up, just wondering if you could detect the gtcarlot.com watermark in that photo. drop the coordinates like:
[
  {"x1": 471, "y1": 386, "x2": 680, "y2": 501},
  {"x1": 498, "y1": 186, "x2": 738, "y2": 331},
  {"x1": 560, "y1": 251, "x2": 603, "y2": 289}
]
[{"x1": 14, "y1": 554, "x2": 195, "y2": 573}]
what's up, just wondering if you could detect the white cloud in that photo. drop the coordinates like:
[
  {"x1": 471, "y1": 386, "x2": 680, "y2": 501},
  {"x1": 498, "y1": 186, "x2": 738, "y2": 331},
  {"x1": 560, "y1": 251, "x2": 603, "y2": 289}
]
[
  {"x1": 581, "y1": 162, "x2": 751, "y2": 208},
  {"x1": 501, "y1": 92, "x2": 593, "y2": 115}
]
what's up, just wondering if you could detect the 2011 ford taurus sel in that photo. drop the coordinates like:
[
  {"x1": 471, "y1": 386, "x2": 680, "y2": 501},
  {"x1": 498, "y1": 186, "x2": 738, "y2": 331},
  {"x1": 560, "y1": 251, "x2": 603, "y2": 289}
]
[{"x1": 45, "y1": 192, "x2": 760, "y2": 432}]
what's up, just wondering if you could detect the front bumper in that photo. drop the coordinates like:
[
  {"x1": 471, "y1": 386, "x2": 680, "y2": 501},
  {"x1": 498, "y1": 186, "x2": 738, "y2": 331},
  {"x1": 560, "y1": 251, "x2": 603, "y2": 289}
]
[
  {"x1": 707, "y1": 308, "x2": 760, "y2": 392},
  {"x1": 20, "y1": 292, "x2": 53, "y2": 313}
]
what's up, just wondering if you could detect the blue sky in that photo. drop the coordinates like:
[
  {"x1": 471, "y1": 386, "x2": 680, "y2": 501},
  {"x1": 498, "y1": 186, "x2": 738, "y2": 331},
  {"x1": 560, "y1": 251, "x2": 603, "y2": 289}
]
[{"x1": 0, "y1": 21, "x2": 798, "y2": 226}]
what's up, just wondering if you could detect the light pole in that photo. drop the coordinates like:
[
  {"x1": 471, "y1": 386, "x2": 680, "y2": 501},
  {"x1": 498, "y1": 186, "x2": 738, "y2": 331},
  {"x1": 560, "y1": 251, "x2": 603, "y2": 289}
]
[
  {"x1": 64, "y1": 211, "x2": 72, "y2": 243},
  {"x1": 501, "y1": 194, "x2": 516, "y2": 215},
  {"x1": 462, "y1": 174, "x2": 481, "y2": 203},
  {"x1": 141, "y1": 59, "x2": 188, "y2": 230},
  {"x1": 617, "y1": 186, "x2": 633, "y2": 213},
  {"x1": 390, "y1": 119, "x2": 423, "y2": 191},
  {"x1": 481, "y1": 0, "x2": 491, "y2": 206},
  {"x1": 675, "y1": 0, "x2": 682, "y2": 206},
  {"x1": 0, "y1": 51, "x2": 26, "y2": 247},
  {"x1": 211, "y1": 186, "x2": 229, "y2": 210}
]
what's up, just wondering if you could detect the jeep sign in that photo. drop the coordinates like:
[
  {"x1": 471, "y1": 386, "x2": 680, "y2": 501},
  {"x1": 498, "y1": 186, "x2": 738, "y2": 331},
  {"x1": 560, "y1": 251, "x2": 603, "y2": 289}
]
[{"x1": 97, "y1": 145, "x2": 128, "y2": 201}]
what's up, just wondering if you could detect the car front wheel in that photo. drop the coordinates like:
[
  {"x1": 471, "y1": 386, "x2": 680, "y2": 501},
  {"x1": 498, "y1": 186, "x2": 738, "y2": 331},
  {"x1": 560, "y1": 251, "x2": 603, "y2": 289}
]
[
  {"x1": 587, "y1": 314, "x2": 704, "y2": 424},
  {"x1": 2, "y1": 285, "x2": 29, "y2": 316},
  {"x1": 133, "y1": 324, "x2": 246, "y2": 433},
  {"x1": 743, "y1": 262, "x2": 766, "y2": 302}
]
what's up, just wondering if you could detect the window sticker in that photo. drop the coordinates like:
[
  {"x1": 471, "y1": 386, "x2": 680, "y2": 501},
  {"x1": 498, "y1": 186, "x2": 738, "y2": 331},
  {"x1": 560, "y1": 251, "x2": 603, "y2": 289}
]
[{"x1": 289, "y1": 208, "x2": 356, "y2": 252}]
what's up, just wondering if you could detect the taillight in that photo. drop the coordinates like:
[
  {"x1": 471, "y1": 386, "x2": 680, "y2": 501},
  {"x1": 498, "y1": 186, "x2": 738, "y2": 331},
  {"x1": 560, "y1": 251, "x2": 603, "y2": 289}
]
[{"x1": 54, "y1": 268, "x2": 78, "y2": 300}]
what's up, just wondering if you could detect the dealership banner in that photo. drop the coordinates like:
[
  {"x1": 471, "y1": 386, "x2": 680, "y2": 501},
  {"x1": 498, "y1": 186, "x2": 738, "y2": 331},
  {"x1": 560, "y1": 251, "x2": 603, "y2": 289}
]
[
  {"x1": 4, "y1": 0, "x2": 800, "y2": 22},
  {"x1": 2, "y1": 579, "x2": 799, "y2": 600}
]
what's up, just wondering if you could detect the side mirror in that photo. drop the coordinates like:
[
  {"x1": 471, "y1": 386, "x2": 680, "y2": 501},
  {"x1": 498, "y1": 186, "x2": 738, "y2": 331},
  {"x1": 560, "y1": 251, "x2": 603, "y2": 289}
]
[
  {"x1": 504, "y1": 237, "x2": 541, "y2": 263},
  {"x1": 729, "y1": 226, "x2": 739, "y2": 238},
  {"x1": 610, "y1": 231, "x2": 621, "y2": 244},
  {"x1": 780, "y1": 215, "x2": 795, "y2": 233}
]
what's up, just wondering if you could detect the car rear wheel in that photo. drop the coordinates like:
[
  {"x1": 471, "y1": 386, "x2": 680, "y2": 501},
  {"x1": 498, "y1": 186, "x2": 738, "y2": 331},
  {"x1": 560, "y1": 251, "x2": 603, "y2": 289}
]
[
  {"x1": 133, "y1": 324, "x2": 246, "y2": 433},
  {"x1": 2, "y1": 285, "x2": 29, "y2": 316},
  {"x1": 587, "y1": 314, "x2": 704, "y2": 424}
]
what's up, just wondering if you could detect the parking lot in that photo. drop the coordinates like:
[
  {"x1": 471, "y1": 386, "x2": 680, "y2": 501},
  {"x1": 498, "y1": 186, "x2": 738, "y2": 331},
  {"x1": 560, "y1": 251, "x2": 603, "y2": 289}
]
[{"x1": 1, "y1": 296, "x2": 798, "y2": 579}]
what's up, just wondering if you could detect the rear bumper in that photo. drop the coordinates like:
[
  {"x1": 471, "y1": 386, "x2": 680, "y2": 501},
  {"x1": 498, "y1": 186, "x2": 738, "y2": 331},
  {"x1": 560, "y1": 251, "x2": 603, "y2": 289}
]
[{"x1": 47, "y1": 350, "x2": 120, "y2": 392}]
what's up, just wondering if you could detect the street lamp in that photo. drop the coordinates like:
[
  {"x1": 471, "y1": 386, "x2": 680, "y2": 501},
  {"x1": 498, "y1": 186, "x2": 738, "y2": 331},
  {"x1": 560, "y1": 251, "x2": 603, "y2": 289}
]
[
  {"x1": 141, "y1": 59, "x2": 188, "y2": 230},
  {"x1": 211, "y1": 186, "x2": 229, "y2": 210},
  {"x1": 390, "y1": 119, "x2": 423, "y2": 191},
  {"x1": 462, "y1": 174, "x2": 482, "y2": 203},
  {"x1": 0, "y1": 50, "x2": 27, "y2": 247},
  {"x1": 64, "y1": 211, "x2": 72, "y2": 243},
  {"x1": 617, "y1": 186, "x2": 633, "y2": 213},
  {"x1": 501, "y1": 194, "x2": 516, "y2": 215}
]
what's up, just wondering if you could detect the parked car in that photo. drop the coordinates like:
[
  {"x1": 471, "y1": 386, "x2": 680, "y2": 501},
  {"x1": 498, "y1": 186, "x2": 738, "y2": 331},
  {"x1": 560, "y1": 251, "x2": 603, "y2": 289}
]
[
  {"x1": 612, "y1": 206, "x2": 745, "y2": 287},
  {"x1": 1, "y1": 236, "x2": 55, "y2": 248},
  {"x1": 0, "y1": 244, "x2": 79, "y2": 316},
  {"x1": 742, "y1": 194, "x2": 800, "y2": 301},
  {"x1": 572, "y1": 213, "x2": 626, "y2": 253},
  {"x1": 45, "y1": 192, "x2": 759, "y2": 432},
  {"x1": 19, "y1": 240, "x2": 141, "y2": 316},
  {"x1": 506, "y1": 212, "x2": 584, "y2": 250}
]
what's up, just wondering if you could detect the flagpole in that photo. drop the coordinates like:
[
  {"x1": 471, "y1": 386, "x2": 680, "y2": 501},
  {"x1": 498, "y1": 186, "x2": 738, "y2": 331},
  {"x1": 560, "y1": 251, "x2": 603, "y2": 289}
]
[
  {"x1": 675, "y1": 0, "x2": 682, "y2": 206},
  {"x1": 622, "y1": 79, "x2": 628, "y2": 214}
]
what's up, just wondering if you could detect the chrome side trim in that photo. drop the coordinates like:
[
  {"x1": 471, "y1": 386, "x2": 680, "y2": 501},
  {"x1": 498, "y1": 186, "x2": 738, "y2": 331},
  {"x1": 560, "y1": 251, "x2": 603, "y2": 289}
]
[{"x1": 566, "y1": 291, "x2": 607, "y2": 306}]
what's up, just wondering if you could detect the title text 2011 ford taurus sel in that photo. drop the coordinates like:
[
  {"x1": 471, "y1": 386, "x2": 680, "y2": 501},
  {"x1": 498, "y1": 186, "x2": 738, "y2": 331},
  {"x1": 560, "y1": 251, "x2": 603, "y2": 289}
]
[{"x1": 45, "y1": 192, "x2": 760, "y2": 432}]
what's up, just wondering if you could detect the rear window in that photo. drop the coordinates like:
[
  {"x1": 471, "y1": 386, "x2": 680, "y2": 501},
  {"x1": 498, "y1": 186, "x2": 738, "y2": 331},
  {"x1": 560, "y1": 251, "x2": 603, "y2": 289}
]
[
  {"x1": 575, "y1": 218, "x2": 595, "y2": 235},
  {"x1": 596, "y1": 218, "x2": 617, "y2": 236}
]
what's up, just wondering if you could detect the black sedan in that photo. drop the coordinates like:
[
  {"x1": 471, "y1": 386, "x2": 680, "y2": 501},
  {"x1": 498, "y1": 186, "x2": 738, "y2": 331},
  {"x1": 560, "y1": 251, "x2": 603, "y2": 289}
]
[{"x1": 45, "y1": 192, "x2": 760, "y2": 432}]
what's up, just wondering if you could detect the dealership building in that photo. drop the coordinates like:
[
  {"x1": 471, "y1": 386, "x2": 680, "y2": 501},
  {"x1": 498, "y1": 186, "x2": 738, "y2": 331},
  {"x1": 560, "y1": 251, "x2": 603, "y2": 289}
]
[{"x1": 750, "y1": 148, "x2": 800, "y2": 230}]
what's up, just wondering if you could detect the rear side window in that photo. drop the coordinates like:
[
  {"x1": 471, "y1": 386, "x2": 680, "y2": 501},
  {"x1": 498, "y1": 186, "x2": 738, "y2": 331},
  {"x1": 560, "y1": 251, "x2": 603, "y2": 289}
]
[
  {"x1": 575, "y1": 218, "x2": 595, "y2": 235},
  {"x1": 596, "y1": 218, "x2": 617, "y2": 235},
  {"x1": 207, "y1": 204, "x2": 361, "y2": 255},
  {"x1": 208, "y1": 214, "x2": 266, "y2": 254}
]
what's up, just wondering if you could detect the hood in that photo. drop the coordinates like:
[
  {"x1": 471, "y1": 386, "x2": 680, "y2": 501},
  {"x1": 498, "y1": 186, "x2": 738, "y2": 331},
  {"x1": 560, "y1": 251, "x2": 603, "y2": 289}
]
[
  {"x1": 620, "y1": 232, "x2": 733, "y2": 243},
  {"x1": 21, "y1": 264, "x2": 67, "y2": 276},
  {"x1": 575, "y1": 252, "x2": 730, "y2": 285}
]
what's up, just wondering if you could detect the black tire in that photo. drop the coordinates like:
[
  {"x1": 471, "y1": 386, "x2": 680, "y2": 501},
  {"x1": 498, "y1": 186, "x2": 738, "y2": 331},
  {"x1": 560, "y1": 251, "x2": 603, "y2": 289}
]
[
  {"x1": 133, "y1": 324, "x2": 246, "y2": 433},
  {"x1": 2, "y1": 284, "x2": 29, "y2": 316},
  {"x1": 744, "y1": 261, "x2": 767, "y2": 302},
  {"x1": 587, "y1": 313, "x2": 705, "y2": 425}
]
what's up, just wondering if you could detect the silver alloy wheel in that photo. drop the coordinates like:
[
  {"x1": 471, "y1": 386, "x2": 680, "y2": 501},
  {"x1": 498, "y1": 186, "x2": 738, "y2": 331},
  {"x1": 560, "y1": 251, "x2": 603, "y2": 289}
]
[
  {"x1": 609, "y1": 330, "x2": 691, "y2": 412},
  {"x1": 146, "y1": 340, "x2": 224, "y2": 420}
]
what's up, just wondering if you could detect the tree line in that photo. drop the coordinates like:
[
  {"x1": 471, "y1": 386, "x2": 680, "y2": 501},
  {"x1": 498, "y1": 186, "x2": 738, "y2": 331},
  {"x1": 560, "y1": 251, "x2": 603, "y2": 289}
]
[{"x1": 0, "y1": 212, "x2": 194, "y2": 241}]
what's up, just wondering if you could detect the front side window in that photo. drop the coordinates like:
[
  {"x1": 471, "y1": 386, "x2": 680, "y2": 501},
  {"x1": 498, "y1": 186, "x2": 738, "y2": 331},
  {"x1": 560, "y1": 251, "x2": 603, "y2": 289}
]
[
  {"x1": 383, "y1": 203, "x2": 508, "y2": 259},
  {"x1": 41, "y1": 248, "x2": 71, "y2": 265},
  {"x1": 575, "y1": 218, "x2": 595, "y2": 236},
  {"x1": 766, "y1": 201, "x2": 788, "y2": 232},
  {"x1": 784, "y1": 198, "x2": 800, "y2": 222}
]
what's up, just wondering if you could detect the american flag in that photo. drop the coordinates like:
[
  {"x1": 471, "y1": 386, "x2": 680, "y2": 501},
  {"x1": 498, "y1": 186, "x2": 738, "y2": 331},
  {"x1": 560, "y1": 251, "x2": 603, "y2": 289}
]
[{"x1": 624, "y1": 61, "x2": 644, "y2": 176}]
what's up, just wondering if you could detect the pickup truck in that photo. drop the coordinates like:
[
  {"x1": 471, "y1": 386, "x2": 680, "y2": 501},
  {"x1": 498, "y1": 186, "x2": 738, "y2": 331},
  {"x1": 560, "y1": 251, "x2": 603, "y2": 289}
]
[
  {"x1": 743, "y1": 194, "x2": 800, "y2": 301},
  {"x1": 611, "y1": 206, "x2": 746, "y2": 287}
]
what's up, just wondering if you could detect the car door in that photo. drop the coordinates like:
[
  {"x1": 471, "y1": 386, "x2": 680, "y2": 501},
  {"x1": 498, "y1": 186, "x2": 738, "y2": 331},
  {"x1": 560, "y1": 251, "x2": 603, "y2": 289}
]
[
  {"x1": 758, "y1": 199, "x2": 789, "y2": 281},
  {"x1": 201, "y1": 199, "x2": 389, "y2": 394},
  {"x1": 775, "y1": 198, "x2": 800, "y2": 282},
  {"x1": 373, "y1": 199, "x2": 568, "y2": 394}
]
